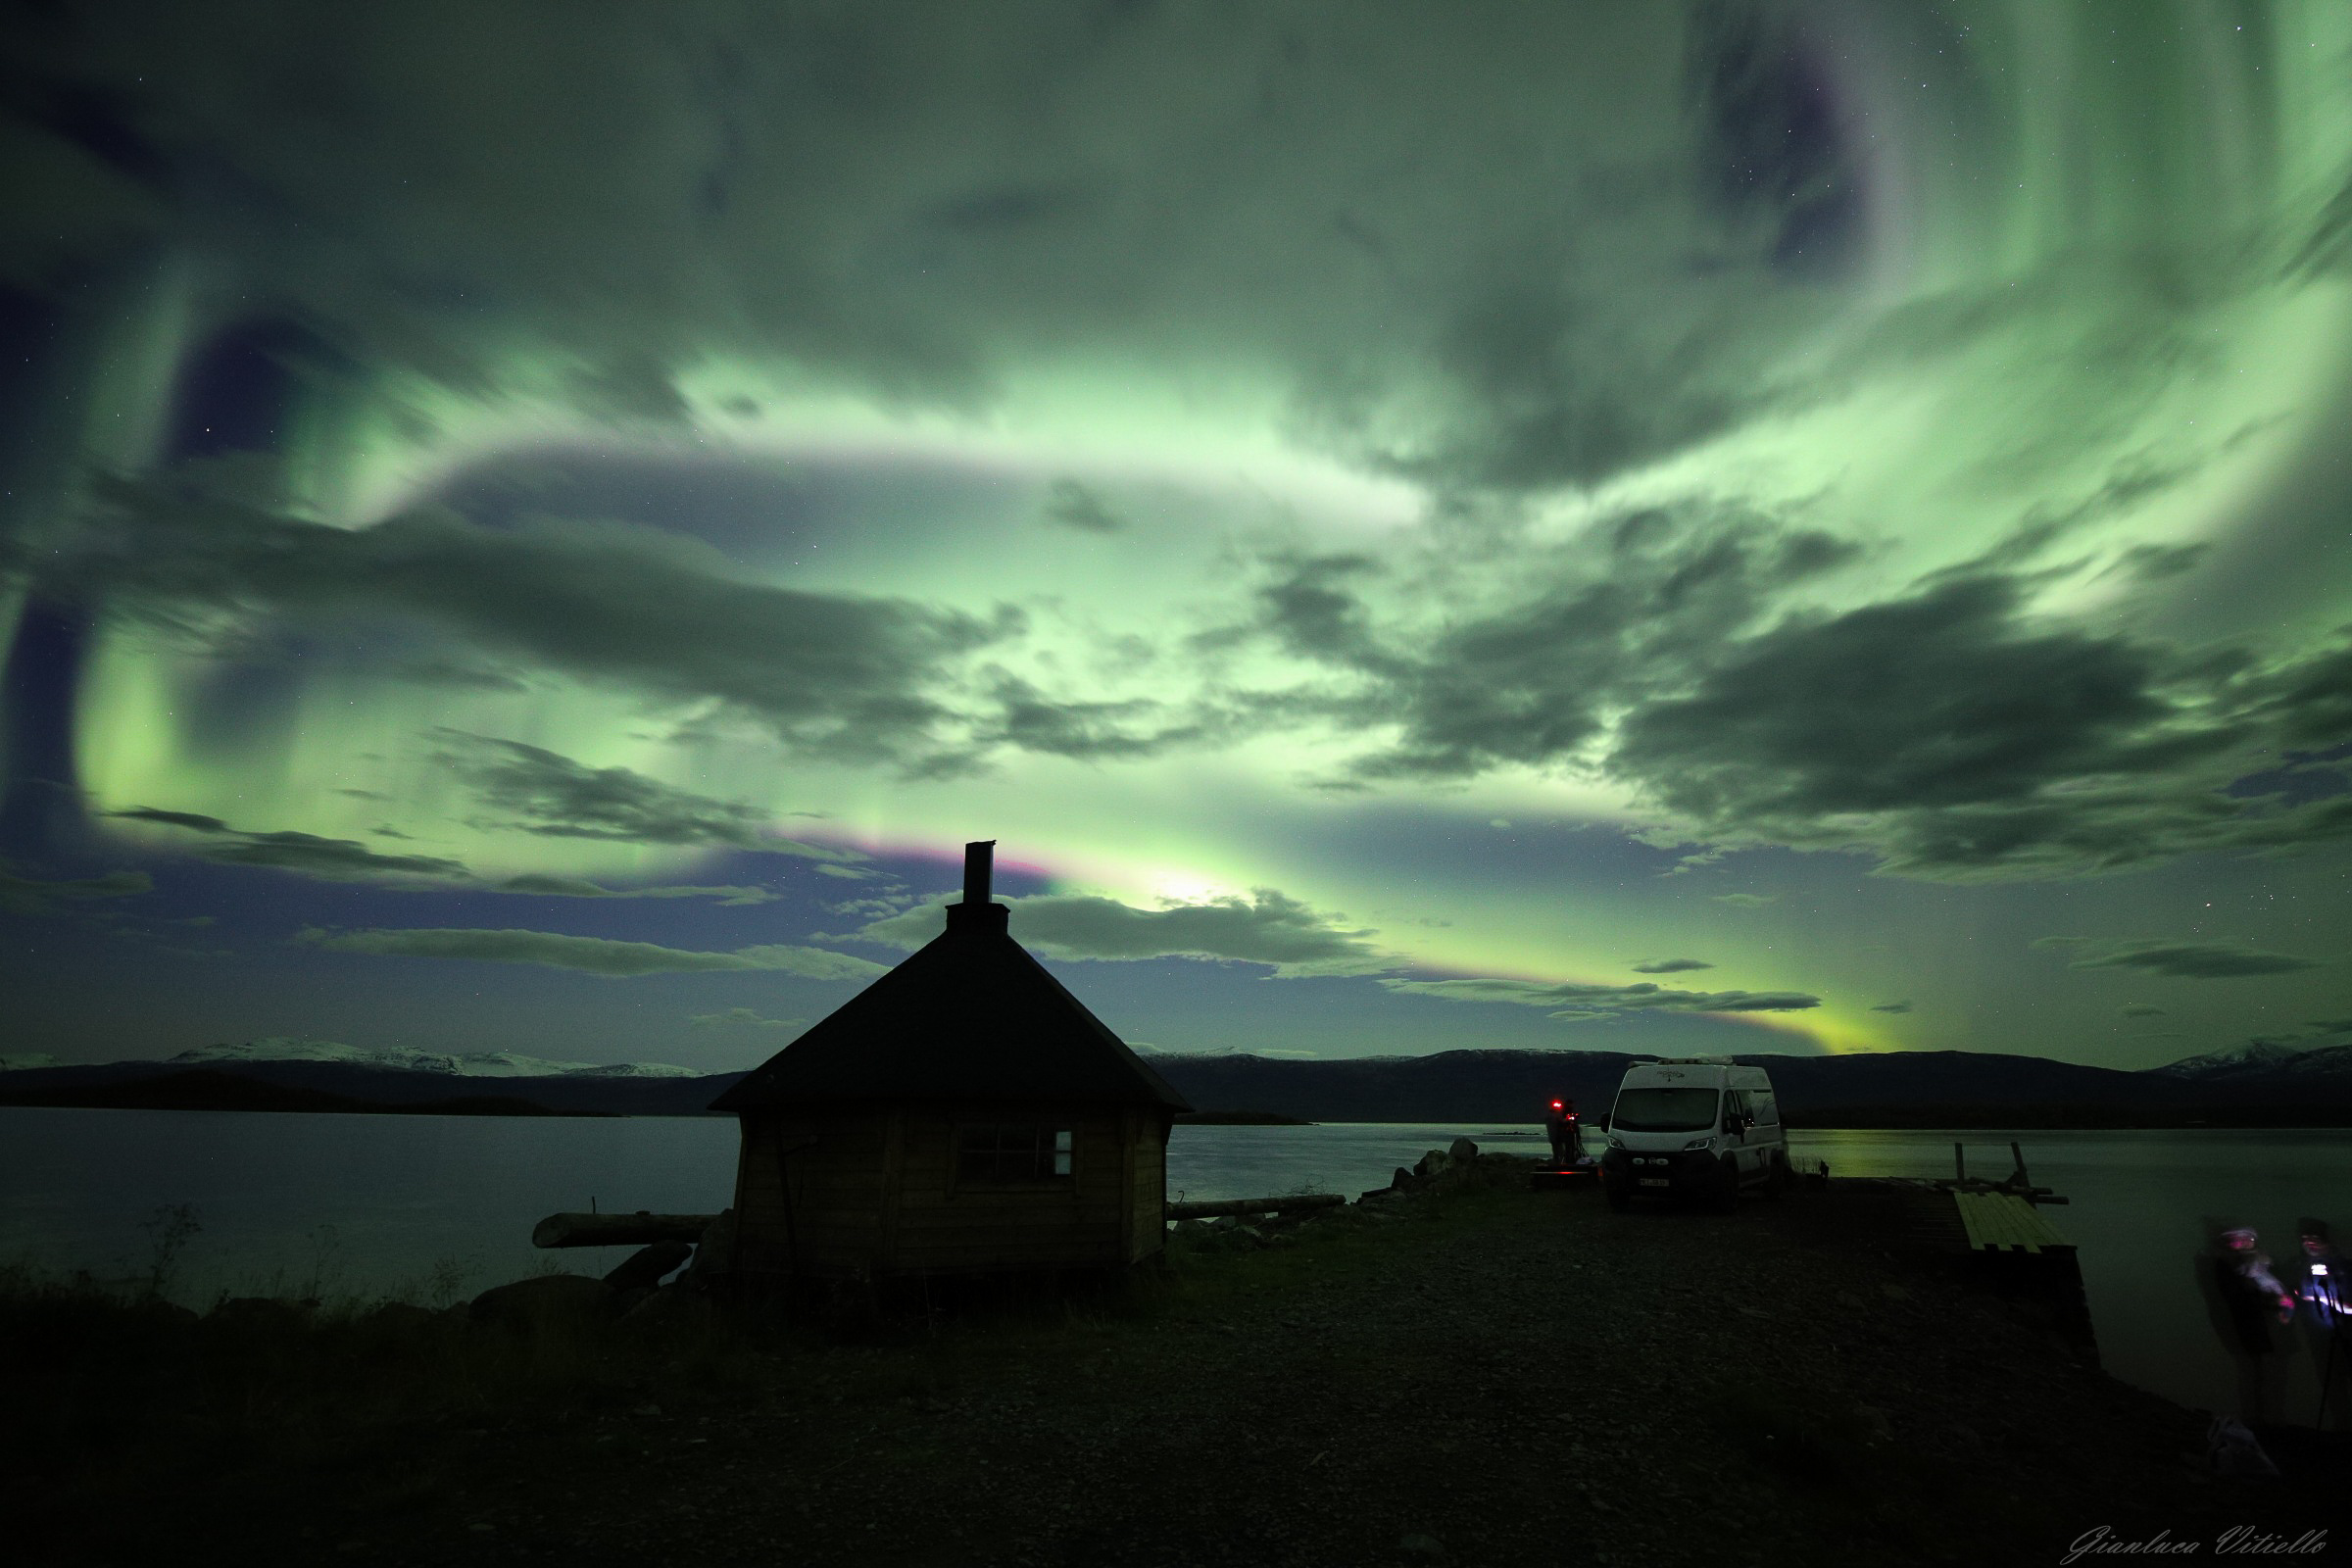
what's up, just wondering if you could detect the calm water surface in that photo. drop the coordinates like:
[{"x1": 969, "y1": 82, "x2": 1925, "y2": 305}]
[{"x1": 4, "y1": 1110, "x2": 2345, "y2": 1420}]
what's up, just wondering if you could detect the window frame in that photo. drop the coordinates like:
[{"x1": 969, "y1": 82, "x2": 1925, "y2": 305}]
[{"x1": 953, "y1": 1122, "x2": 1076, "y2": 1190}]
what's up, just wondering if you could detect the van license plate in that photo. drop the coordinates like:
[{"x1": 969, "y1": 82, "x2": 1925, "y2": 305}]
[{"x1": 1638, "y1": 1178, "x2": 1669, "y2": 1188}]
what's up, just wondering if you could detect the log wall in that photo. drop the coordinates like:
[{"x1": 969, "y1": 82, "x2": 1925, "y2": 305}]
[{"x1": 730, "y1": 1102, "x2": 1172, "y2": 1278}]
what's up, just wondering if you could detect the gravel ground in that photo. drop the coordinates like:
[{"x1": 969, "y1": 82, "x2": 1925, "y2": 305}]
[{"x1": 222, "y1": 1159, "x2": 2348, "y2": 1566}]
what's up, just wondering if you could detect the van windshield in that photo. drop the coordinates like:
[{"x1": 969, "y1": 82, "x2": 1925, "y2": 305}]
[{"x1": 1610, "y1": 1087, "x2": 1721, "y2": 1133}]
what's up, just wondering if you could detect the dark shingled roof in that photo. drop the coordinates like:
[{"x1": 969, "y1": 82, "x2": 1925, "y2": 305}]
[{"x1": 709, "y1": 901, "x2": 1191, "y2": 1113}]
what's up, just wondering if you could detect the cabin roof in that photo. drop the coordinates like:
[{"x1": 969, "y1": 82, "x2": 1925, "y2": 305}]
[{"x1": 709, "y1": 902, "x2": 1192, "y2": 1113}]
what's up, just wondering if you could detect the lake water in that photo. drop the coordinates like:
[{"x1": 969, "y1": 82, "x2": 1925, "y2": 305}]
[{"x1": 3, "y1": 1109, "x2": 2345, "y2": 1422}]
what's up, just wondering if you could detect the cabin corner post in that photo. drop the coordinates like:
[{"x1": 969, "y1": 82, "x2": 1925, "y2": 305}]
[
  {"x1": 1117, "y1": 1104, "x2": 1140, "y2": 1263},
  {"x1": 877, "y1": 1107, "x2": 906, "y2": 1275}
]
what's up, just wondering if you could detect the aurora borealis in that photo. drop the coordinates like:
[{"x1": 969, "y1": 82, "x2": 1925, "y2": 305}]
[{"x1": 4, "y1": 2, "x2": 2350, "y2": 1075}]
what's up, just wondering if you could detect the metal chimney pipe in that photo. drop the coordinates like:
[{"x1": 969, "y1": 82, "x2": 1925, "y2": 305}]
[{"x1": 962, "y1": 840, "x2": 995, "y2": 906}]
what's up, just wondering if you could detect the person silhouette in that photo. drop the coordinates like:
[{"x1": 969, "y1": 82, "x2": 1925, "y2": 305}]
[
  {"x1": 2292, "y1": 1217, "x2": 2348, "y2": 1429},
  {"x1": 2210, "y1": 1226, "x2": 2293, "y2": 1426}
]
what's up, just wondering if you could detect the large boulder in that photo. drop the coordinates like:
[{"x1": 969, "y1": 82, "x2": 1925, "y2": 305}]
[
  {"x1": 468, "y1": 1272, "x2": 614, "y2": 1329},
  {"x1": 1447, "y1": 1137, "x2": 1479, "y2": 1164},
  {"x1": 683, "y1": 1208, "x2": 737, "y2": 1280},
  {"x1": 620, "y1": 1283, "x2": 716, "y2": 1336},
  {"x1": 360, "y1": 1300, "x2": 446, "y2": 1338},
  {"x1": 208, "y1": 1297, "x2": 314, "y2": 1333},
  {"x1": 602, "y1": 1241, "x2": 692, "y2": 1292}
]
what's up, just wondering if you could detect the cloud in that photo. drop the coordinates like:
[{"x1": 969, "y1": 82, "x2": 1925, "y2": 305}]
[
  {"x1": 852, "y1": 888, "x2": 1391, "y2": 978},
  {"x1": 436, "y1": 731, "x2": 856, "y2": 859},
  {"x1": 1870, "y1": 1000, "x2": 1913, "y2": 1014},
  {"x1": 2040, "y1": 939, "x2": 2326, "y2": 980},
  {"x1": 1608, "y1": 577, "x2": 2246, "y2": 873},
  {"x1": 1380, "y1": 974, "x2": 1820, "y2": 1020},
  {"x1": 495, "y1": 874, "x2": 777, "y2": 906},
  {"x1": 2121, "y1": 1004, "x2": 2167, "y2": 1017},
  {"x1": 1233, "y1": 514, "x2": 1859, "y2": 781},
  {"x1": 297, "y1": 926, "x2": 886, "y2": 980},
  {"x1": 1712, "y1": 893, "x2": 1777, "y2": 907},
  {"x1": 108, "y1": 802, "x2": 784, "y2": 904},
  {"x1": 0, "y1": 861, "x2": 154, "y2": 912},
  {"x1": 1631, "y1": 957, "x2": 1713, "y2": 974},
  {"x1": 1040, "y1": 479, "x2": 1123, "y2": 533},
  {"x1": 975, "y1": 674, "x2": 1218, "y2": 762},
  {"x1": 689, "y1": 1007, "x2": 804, "y2": 1030},
  {"x1": 53, "y1": 480, "x2": 1012, "y2": 769},
  {"x1": 109, "y1": 808, "x2": 468, "y2": 883}
]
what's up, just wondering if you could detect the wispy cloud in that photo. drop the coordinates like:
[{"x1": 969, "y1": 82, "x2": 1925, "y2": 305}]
[
  {"x1": 1380, "y1": 975, "x2": 1819, "y2": 1020},
  {"x1": 436, "y1": 731, "x2": 858, "y2": 861},
  {"x1": 2036, "y1": 938, "x2": 2326, "y2": 979},
  {"x1": 496, "y1": 874, "x2": 777, "y2": 906},
  {"x1": 852, "y1": 888, "x2": 1390, "y2": 977},
  {"x1": 0, "y1": 861, "x2": 153, "y2": 912},
  {"x1": 689, "y1": 1007, "x2": 805, "y2": 1030},
  {"x1": 110, "y1": 808, "x2": 466, "y2": 882},
  {"x1": 297, "y1": 926, "x2": 886, "y2": 979}
]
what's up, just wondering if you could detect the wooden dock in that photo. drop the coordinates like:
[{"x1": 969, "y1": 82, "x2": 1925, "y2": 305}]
[{"x1": 1953, "y1": 1190, "x2": 2074, "y2": 1256}]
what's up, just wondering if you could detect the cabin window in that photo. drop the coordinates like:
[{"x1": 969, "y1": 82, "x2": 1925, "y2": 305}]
[{"x1": 957, "y1": 1124, "x2": 1074, "y2": 1182}]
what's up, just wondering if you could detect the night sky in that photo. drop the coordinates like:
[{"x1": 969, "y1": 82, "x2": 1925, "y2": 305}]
[{"x1": 3, "y1": 3, "x2": 2349, "y2": 1076}]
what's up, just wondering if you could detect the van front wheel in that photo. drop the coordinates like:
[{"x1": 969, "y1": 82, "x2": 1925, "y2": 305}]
[{"x1": 1708, "y1": 1158, "x2": 1739, "y2": 1213}]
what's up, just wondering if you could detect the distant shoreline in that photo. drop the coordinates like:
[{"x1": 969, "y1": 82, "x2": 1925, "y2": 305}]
[
  {"x1": 3, "y1": 1071, "x2": 2350, "y2": 1131},
  {"x1": 0, "y1": 1068, "x2": 607, "y2": 1119}
]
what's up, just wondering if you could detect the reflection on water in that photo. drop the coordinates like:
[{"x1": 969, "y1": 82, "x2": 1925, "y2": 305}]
[{"x1": 4, "y1": 1110, "x2": 2345, "y2": 1419}]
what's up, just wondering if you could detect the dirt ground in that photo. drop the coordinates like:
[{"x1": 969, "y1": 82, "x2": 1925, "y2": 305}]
[{"x1": 24, "y1": 1159, "x2": 2350, "y2": 1567}]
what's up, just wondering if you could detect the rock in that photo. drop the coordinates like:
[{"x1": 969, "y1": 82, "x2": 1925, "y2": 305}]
[
  {"x1": 1880, "y1": 1283, "x2": 1911, "y2": 1302},
  {"x1": 620, "y1": 1283, "x2": 715, "y2": 1336},
  {"x1": 1395, "y1": 1164, "x2": 1419, "y2": 1188},
  {"x1": 130, "y1": 1298, "x2": 202, "y2": 1330},
  {"x1": 1448, "y1": 1137, "x2": 1479, "y2": 1163},
  {"x1": 361, "y1": 1300, "x2": 445, "y2": 1337},
  {"x1": 208, "y1": 1296, "x2": 314, "y2": 1332},
  {"x1": 468, "y1": 1272, "x2": 615, "y2": 1329},
  {"x1": 1412, "y1": 1151, "x2": 1450, "y2": 1179},
  {"x1": 603, "y1": 1241, "x2": 692, "y2": 1293},
  {"x1": 1397, "y1": 1533, "x2": 1448, "y2": 1562},
  {"x1": 683, "y1": 1207, "x2": 736, "y2": 1279}
]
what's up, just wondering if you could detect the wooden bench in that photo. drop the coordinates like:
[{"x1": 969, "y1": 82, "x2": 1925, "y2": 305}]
[{"x1": 1952, "y1": 1191, "x2": 2073, "y2": 1255}]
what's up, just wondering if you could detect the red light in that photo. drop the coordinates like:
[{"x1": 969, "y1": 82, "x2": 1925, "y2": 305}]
[{"x1": 1550, "y1": 1101, "x2": 1563, "y2": 1109}]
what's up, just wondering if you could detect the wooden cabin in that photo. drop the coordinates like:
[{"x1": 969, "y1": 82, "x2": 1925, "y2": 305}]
[{"x1": 708, "y1": 842, "x2": 1192, "y2": 1283}]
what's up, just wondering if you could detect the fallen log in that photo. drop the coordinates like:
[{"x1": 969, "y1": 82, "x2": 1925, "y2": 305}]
[
  {"x1": 1165, "y1": 1195, "x2": 1343, "y2": 1221},
  {"x1": 532, "y1": 1211, "x2": 717, "y2": 1250}
]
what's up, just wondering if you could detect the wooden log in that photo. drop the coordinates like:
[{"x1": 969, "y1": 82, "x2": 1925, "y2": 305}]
[
  {"x1": 1165, "y1": 1195, "x2": 1343, "y2": 1220},
  {"x1": 531, "y1": 1211, "x2": 716, "y2": 1250}
]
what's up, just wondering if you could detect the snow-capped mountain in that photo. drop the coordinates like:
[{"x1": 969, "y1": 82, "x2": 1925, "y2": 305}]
[
  {"x1": 168, "y1": 1039, "x2": 700, "y2": 1079},
  {"x1": 2143, "y1": 1039, "x2": 2313, "y2": 1079},
  {"x1": 2144, "y1": 1039, "x2": 2352, "y2": 1087}
]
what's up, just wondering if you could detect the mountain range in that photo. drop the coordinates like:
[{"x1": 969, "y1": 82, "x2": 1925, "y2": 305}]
[{"x1": 2, "y1": 1039, "x2": 2349, "y2": 1124}]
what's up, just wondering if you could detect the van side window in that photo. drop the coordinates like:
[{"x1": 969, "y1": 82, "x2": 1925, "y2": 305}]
[
  {"x1": 1752, "y1": 1094, "x2": 1778, "y2": 1125},
  {"x1": 1724, "y1": 1090, "x2": 1747, "y2": 1124}
]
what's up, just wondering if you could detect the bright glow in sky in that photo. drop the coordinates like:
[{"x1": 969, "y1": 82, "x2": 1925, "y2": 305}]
[{"x1": 5, "y1": 2, "x2": 2351, "y2": 1074}]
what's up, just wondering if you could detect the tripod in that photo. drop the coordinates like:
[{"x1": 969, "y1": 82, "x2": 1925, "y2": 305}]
[{"x1": 2309, "y1": 1267, "x2": 2347, "y2": 1432}]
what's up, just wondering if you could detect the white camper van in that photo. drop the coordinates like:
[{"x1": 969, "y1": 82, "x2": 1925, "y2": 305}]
[{"x1": 1598, "y1": 1057, "x2": 1788, "y2": 1211}]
